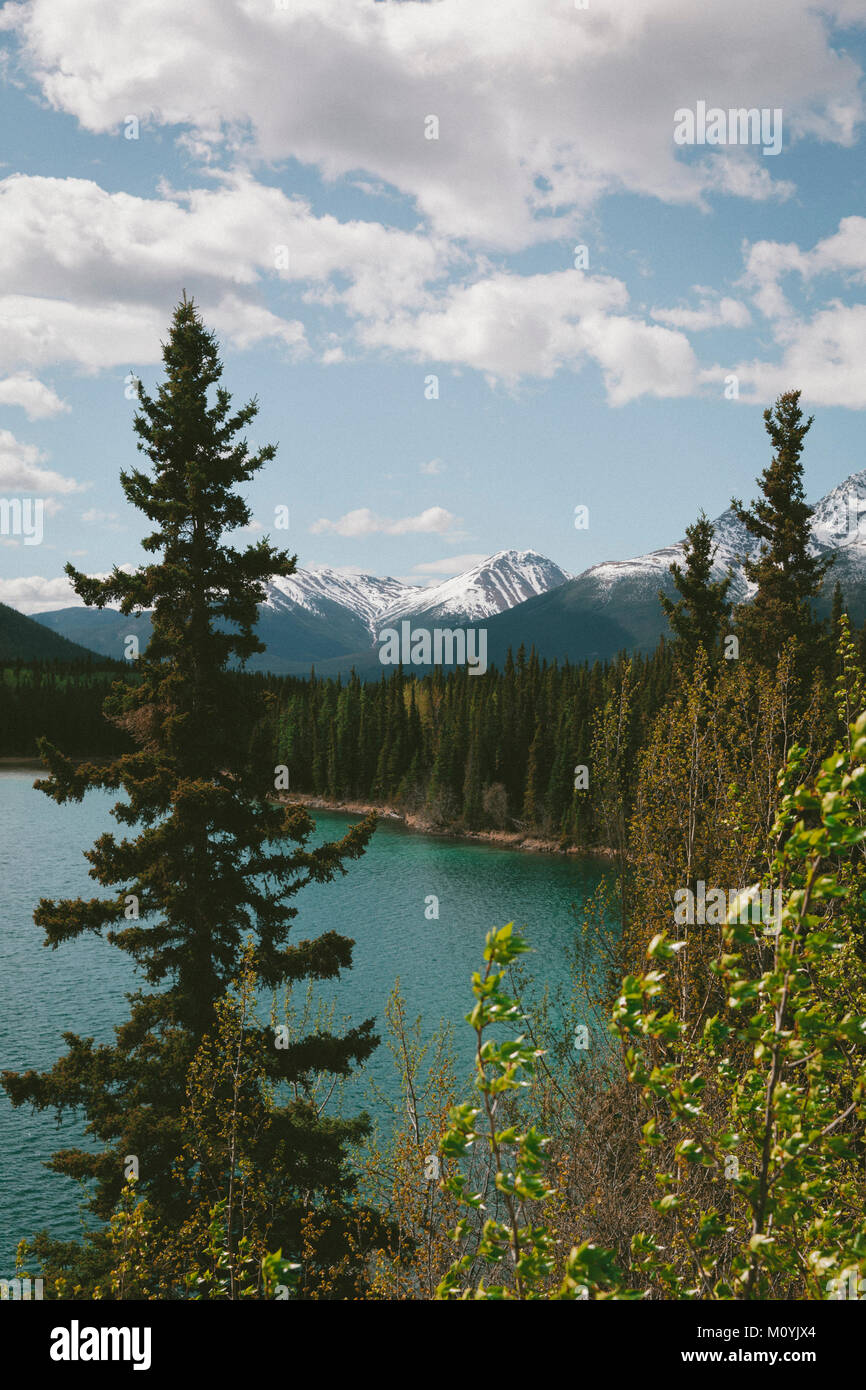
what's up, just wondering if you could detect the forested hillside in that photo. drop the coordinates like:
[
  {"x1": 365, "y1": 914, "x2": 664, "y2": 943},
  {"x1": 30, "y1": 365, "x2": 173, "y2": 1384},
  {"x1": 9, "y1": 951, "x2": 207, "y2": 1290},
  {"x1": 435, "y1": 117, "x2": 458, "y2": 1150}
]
[
  {"x1": 0, "y1": 602, "x2": 105, "y2": 664},
  {"x1": 0, "y1": 644, "x2": 675, "y2": 848}
]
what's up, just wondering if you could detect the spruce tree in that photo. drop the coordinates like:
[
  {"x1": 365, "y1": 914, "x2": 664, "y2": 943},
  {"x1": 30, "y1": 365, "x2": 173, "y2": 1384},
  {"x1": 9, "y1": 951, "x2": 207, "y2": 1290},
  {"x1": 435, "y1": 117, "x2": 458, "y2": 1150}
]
[
  {"x1": 659, "y1": 510, "x2": 731, "y2": 665},
  {"x1": 831, "y1": 580, "x2": 846, "y2": 634},
  {"x1": 461, "y1": 727, "x2": 483, "y2": 826},
  {"x1": 2, "y1": 297, "x2": 379, "y2": 1280},
  {"x1": 830, "y1": 581, "x2": 847, "y2": 677},
  {"x1": 522, "y1": 722, "x2": 542, "y2": 826},
  {"x1": 730, "y1": 390, "x2": 833, "y2": 668}
]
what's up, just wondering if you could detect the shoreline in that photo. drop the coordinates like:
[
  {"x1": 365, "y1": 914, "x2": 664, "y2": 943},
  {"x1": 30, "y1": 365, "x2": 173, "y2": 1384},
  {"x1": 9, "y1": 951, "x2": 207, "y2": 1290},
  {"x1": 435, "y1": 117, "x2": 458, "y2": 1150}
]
[
  {"x1": 0, "y1": 761, "x2": 610, "y2": 859},
  {"x1": 278, "y1": 792, "x2": 614, "y2": 859}
]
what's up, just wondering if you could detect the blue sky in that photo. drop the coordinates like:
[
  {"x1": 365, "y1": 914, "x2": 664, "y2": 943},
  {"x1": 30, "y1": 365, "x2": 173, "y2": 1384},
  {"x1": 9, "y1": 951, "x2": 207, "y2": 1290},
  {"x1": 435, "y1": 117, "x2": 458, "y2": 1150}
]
[{"x1": 0, "y1": 0, "x2": 865, "y2": 611}]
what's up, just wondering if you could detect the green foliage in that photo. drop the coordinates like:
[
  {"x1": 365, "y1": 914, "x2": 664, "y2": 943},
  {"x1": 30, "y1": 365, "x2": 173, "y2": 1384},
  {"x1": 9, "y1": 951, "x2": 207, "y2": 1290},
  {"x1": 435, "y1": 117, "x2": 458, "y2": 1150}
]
[
  {"x1": 88, "y1": 1177, "x2": 300, "y2": 1301},
  {"x1": 436, "y1": 923, "x2": 557, "y2": 1299},
  {"x1": 435, "y1": 924, "x2": 628, "y2": 1299},
  {"x1": 435, "y1": 924, "x2": 643, "y2": 1300},
  {"x1": 270, "y1": 647, "x2": 671, "y2": 846},
  {"x1": 437, "y1": 663, "x2": 866, "y2": 1299},
  {"x1": 0, "y1": 661, "x2": 131, "y2": 757},
  {"x1": 731, "y1": 390, "x2": 833, "y2": 672},
  {"x1": 613, "y1": 711, "x2": 866, "y2": 1298},
  {"x1": 660, "y1": 511, "x2": 732, "y2": 666},
  {"x1": 9, "y1": 383, "x2": 866, "y2": 1302},
  {"x1": 1, "y1": 298, "x2": 379, "y2": 1289}
]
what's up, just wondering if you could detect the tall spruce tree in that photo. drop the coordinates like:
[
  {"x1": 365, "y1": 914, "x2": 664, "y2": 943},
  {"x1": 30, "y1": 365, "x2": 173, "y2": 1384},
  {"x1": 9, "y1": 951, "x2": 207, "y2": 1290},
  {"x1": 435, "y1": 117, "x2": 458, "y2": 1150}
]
[
  {"x1": 2, "y1": 297, "x2": 379, "y2": 1281},
  {"x1": 659, "y1": 510, "x2": 732, "y2": 665},
  {"x1": 730, "y1": 389, "x2": 833, "y2": 668}
]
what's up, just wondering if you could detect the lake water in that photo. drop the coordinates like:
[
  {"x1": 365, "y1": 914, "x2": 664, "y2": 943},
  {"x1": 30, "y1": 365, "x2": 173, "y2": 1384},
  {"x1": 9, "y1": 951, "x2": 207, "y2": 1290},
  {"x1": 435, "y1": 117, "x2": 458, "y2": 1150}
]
[{"x1": 0, "y1": 768, "x2": 610, "y2": 1271}]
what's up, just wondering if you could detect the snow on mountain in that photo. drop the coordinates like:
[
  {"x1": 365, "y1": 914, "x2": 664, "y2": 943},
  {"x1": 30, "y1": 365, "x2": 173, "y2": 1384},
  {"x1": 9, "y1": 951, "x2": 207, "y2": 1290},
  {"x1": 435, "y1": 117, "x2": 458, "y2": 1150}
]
[
  {"x1": 476, "y1": 476, "x2": 866, "y2": 673},
  {"x1": 581, "y1": 506, "x2": 761, "y2": 606},
  {"x1": 35, "y1": 473, "x2": 866, "y2": 672},
  {"x1": 264, "y1": 566, "x2": 415, "y2": 639},
  {"x1": 810, "y1": 469, "x2": 866, "y2": 553},
  {"x1": 262, "y1": 550, "x2": 571, "y2": 640},
  {"x1": 562, "y1": 470, "x2": 866, "y2": 622},
  {"x1": 381, "y1": 550, "x2": 571, "y2": 626}
]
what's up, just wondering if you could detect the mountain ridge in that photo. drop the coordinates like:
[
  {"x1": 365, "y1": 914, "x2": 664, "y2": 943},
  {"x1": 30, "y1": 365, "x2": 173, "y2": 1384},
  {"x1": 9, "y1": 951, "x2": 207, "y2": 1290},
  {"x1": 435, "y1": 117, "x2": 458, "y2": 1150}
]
[
  {"x1": 0, "y1": 601, "x2": 111, "y2": 664},
  {"x1": 31, "y1": 548, "x2": 571, "y2": 670},
  {"x1": 24, "y1": 472, "x2": 866, "y2": 673}
]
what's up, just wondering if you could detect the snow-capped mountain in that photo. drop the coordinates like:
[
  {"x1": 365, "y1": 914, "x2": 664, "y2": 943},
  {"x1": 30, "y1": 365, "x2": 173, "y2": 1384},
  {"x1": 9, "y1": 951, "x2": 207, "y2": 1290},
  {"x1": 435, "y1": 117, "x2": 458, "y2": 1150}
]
[
  {"x1": 809, "y1": 468, "x2": 866, "y2": 553},
  {"x1": 381, "y1": 550, "x2": 571, "y2": 627},
  {"x1": 477, "y1": 470, "x2": 866, "y2": 671},
  {"x1": 581, "y1": 469, "x2": 866, "y2": 611},
  {"x1": 264, "y1": 565, "x2": 413, "y2": 639},
  {"x1": 579, "y1": 505, "x2": 759, "y2": 610},
  {"x1": 261, "y1": 550, "x2": 570, "y2": 640},
  {"x1": 33, "y1": 549, "x2": 571, "y2": 670},
  {"x1": 30, "y1": 472, "x2": 866, "y2": 674}
]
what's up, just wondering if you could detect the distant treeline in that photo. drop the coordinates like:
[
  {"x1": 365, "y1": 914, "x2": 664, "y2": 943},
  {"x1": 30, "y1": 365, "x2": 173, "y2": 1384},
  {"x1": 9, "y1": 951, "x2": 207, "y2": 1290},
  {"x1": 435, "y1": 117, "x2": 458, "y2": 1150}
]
[
  {"x1": 270, "y1": 644, "x2": 676, "y2": 843},
  {"x1": 0, "y1": 660, "x2": 131, "y2": 759},
  {"x1": 0, "y1": 644, "x2": 676, "y2": 844}
]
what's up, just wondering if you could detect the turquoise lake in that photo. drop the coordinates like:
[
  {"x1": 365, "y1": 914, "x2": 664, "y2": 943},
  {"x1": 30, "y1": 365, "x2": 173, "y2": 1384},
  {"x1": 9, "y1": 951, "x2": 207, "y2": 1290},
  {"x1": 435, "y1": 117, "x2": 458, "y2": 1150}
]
[{"x1": 0, "y1": 767, "x2": 610, "y2": 1271}]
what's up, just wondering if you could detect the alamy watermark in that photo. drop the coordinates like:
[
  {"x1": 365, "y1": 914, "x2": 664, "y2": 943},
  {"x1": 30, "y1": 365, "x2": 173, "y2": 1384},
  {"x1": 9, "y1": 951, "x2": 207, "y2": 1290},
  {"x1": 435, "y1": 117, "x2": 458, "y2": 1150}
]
[
  {"x1": 0, "y1": 497, "x2": 43, "y2": 545},
  {"x1": 50, "y1": 1322, "x2": 152, "y2": 1371},
  {"x1": 674, "y1": 102, "x2": 783, "y2": 157},
  {"x1": 826, "y1": 1271, "x2": 865, "y2": 1300},
  {"x1": 1, "y1": 1276, "x2": 43, "y2": 1299},
  {"x1": 378, "y1": 622, "x2": 488, "y2": 675},
  {"x1": 674, "y1": 881, "x2": 782, "y2": 933}
]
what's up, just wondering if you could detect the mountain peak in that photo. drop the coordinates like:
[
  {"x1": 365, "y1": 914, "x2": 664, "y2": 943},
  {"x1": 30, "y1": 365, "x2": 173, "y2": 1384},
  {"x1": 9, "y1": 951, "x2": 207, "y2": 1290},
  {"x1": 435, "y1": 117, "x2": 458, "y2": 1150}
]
[
  {"x1": 34, "y1": 468, "x2": 866, "y2": 676},
  {"x1": 257, "y1": 549, "x2": 571, "y2": 648},
  {"x1": 381, "y1": 549, "x2": 571, "y2": 626},
  {"x1": 811, "y1": 470, "x2": 866, "y2": 551}
]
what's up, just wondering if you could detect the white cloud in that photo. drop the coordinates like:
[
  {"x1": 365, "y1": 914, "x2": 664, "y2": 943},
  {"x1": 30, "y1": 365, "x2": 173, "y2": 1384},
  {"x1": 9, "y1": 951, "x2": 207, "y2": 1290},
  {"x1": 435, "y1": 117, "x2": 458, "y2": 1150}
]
[
  {"x1": 0, "y1": 171, "x2": 447, "y2": 371},
  {"x1": 579, "y1": 314, "x2": 699, "y2": 405},
  {"x1": 0, "y1": 573, "x2": 80, "y2": 613},
  {"x1": 729, "y1": 218, "x2": 866, "y2": 405},
  {"x1": 359, "y1": 268, "x2": 698, "y2": 397},
  {"x1": 0, "y1": 293, "x2": 170, "y2": 373},
  {"x1": 699, "y1": 151, "x2": 795, "y2": 204},
  {"x1": 0, "y1": 172, "x2": 703, "y2": 394},
  {"x1": 0, "y1": 373, "x2": 68, "y2": 418},
  {"x1": 741, "y1": 216, "x2": 866, "y2": 320},
  {"x1": 0, "y1": 5, "x2": 861, "y2": 403},
  {"x1": 3, "y1": 0, "x2": 861, "y2": 247},
  {"x1": 208, "y1": 295, "x2": 306, "y2": 354},
  {"x1": 0, "y1": 286, "x2": 303, "y2": 374},
  {"x1": 410, "y1": 553, "x2": 487, "y2": 576},
  {"x1": 310, "y1": 505, "x2": 457, "y2": 538},
  {"x1": 420, "y1": 459, "x2": 444, "y2": 475},
  {"x1": 806, "y1": 215, "x2": 866, "y2": 280},
  {"x1": 0, "y1": 428, "x2": 81, "y2": 493},
  {"x1": 0, "y1": 171, "x2": 443, "y2": 311},
  {"x1": 0, "y1": 169, "x2": 703, "y2": 395},
  {"x1": 652, "y1": 296, "x2": 752, "y2": 331},
  {"x1": 730, "y1": 304, "x2": 866, "y2": 408},
  {"x1": 0, "y1": 562, "x2": 137, "y2": 613}
]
